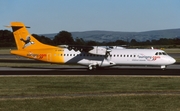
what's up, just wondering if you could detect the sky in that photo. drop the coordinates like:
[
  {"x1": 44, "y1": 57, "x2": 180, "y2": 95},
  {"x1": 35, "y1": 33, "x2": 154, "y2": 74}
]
[{"x1": 1, "y1": 0, "x2": 180, "y2": 34}]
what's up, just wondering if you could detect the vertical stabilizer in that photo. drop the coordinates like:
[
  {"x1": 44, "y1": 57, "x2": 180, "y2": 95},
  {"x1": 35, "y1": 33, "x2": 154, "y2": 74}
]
[{"x1": 9, "y1": 22, "x2": 55, "y2": 50}]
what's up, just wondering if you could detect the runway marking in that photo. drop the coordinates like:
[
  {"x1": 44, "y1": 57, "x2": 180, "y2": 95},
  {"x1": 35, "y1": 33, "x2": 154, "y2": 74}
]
[
  {"x1": 1, "y1": 91, "x2": 180, "y2": 101},
  {"x1": 1, "y1": 75, "x2": 180, "y2": 78}
]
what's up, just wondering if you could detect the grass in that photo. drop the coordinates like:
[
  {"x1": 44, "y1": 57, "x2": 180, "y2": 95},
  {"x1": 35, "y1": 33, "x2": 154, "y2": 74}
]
[
  {"x1": 0, "y1": 62, "x2": 52, "y2": 67},
  {"x1": 1, "y1": 96, "x2": 180, "y2": 111},
  {"x1": 0, "y1": 76, "x2": 180, "y2": 110},
  {"x1": 164, "y1": 49, "x2": 180, "y2": 53},
  {"x1": 0, "y1": 49, "x2": 11, "y2": 54}
]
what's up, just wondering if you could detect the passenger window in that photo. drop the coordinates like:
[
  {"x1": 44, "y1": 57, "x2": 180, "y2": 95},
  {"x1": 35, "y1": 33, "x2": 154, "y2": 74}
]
[
  {"x1": 159, "y1": 52, "x2": 162, "y2": 55},
  {"x1": 155, "y1": 52, "x2": 158, "y2": 55}
]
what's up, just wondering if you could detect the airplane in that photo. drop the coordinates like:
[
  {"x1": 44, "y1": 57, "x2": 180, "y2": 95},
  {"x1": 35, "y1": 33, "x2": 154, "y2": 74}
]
[{"x1": 7, "y1": 22, "x2": 176, "y2": 70}]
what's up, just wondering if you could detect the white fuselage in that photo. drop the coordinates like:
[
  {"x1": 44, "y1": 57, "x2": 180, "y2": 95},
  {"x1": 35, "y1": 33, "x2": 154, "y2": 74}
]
[{"x1": 62, "y1": 48, "x2": 176, "y2": 68}]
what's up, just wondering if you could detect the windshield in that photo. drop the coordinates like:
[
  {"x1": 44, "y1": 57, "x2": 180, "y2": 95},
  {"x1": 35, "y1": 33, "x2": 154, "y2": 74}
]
[{"x1": 155, "y1": 52, "x2": 167, "y2": 55}]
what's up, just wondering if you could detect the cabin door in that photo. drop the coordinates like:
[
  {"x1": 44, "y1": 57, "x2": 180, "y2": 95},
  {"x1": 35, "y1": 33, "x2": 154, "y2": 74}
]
[{"x1": 47, "y1": 53, "x2": 51, "y2": 61}]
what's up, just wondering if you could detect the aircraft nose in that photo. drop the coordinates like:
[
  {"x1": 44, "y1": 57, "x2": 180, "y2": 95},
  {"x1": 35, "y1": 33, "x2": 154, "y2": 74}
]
[{"x1": 170, "y1": 58, "x2": 176, "y2": 64}]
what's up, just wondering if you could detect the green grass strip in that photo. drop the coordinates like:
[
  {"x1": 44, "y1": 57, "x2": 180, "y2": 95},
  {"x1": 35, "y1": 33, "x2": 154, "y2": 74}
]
[{"x1": 0, "y1": 76, "x2": 180, "y2": 110}]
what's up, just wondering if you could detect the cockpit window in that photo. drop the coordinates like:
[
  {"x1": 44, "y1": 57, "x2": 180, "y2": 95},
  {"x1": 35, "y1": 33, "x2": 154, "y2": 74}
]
[
  {"x1": 155, "y1": 52, "x2": 167, "y2": 55},
  {"x1": 162, "y1": 52, "x2": 167, "y2": 55}
]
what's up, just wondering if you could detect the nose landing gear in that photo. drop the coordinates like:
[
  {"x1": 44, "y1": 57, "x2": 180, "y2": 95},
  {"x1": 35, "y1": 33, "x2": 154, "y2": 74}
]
[{"x1": 161, "y1": 65, "x2": 166, "y2": 70}]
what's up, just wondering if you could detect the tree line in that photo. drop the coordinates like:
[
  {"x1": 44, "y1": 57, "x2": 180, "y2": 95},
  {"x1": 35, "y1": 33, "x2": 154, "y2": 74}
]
[{"x1": 0, "y1": 30, "x2": 180, "y2": 48}]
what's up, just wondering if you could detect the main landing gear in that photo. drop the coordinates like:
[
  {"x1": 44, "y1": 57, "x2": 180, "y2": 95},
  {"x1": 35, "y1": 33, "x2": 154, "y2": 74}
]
[{"x1": 88, "y1": 64, "x2": 99, "y2": 71}]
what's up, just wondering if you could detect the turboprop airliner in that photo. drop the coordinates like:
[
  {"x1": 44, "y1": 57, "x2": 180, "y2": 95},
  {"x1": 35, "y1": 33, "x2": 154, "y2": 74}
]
[{"x1": 7, "y1": 22, "x2": 176, "y2": 70}]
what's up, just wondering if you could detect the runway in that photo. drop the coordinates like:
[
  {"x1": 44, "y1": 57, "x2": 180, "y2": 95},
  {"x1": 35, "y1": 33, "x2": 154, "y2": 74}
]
[{"x1": 0, "y1": 64, "x2": 179, "y2": 75}]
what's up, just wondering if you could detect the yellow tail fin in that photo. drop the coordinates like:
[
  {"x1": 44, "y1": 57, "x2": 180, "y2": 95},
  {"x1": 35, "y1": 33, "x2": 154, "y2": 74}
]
[{"x1": 10, "y1": 22, "x2": 55, "y2": 50}]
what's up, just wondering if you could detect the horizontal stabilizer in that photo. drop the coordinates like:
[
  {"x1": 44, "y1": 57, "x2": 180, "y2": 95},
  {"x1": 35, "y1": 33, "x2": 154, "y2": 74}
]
[{"x1": 5, "y1": 25, "x2": 30, "y2": 28}]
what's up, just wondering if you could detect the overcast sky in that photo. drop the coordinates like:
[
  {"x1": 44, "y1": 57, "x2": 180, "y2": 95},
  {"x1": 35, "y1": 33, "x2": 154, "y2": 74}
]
[{"x1": 1, "y1": 0, "x2": 180, "y2": 34}]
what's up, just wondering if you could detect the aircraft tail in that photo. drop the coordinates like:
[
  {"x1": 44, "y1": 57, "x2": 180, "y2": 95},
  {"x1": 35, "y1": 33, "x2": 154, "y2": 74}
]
[{"x1": 9, "y1": 22, "x2": 55, "y2": 50}]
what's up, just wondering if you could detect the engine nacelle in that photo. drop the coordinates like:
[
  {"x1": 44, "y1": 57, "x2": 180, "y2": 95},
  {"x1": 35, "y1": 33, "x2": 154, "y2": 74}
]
[
  {"x1": 89, "y1": 46, "x2": 109, "y2": 55},
  {"x1": 100, "y1": 59, "x2": 116, "y2": 67}
]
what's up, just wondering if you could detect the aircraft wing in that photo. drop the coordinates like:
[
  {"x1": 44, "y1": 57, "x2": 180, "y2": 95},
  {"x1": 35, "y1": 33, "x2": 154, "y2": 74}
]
[
  {"x1": 59, "y1": 45, "x2": 111, "y2": 55},
  {"x1": 67, "y1": 45, "x2": 94, "y2": 52}
]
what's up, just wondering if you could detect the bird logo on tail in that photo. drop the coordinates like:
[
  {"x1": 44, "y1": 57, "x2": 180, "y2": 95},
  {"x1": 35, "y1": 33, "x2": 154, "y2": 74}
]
[{"x1": 20, "y1": 35, "x2": 34, "y2": 49}]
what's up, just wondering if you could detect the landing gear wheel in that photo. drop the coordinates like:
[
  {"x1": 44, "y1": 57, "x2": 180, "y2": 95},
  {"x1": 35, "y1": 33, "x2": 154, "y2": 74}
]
[
  {"x1": 161, "y1": 65, "x2": 166, "y2": 70},
  {"x1": 88, "y1": 65, "x2": 99, "y2": 71},
  {"x1": 88, "y1": 66, "x2": 93, "y2": 70}
]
